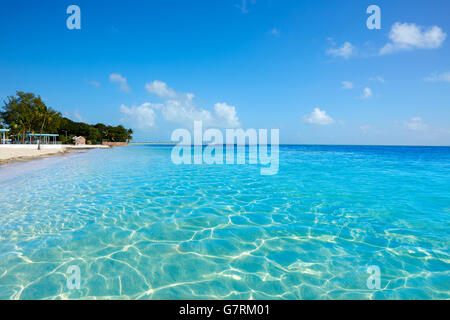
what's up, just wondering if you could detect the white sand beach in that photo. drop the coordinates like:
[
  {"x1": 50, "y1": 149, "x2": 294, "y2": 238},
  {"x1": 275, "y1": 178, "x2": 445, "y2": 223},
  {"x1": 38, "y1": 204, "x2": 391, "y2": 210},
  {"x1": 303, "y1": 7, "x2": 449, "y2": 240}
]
[
  {"x1": 0, "y1": 147, "x2": 68, "y2": 162},
  {"x1": 0, "y1": 145, "x2": 113, "y2": 164}
]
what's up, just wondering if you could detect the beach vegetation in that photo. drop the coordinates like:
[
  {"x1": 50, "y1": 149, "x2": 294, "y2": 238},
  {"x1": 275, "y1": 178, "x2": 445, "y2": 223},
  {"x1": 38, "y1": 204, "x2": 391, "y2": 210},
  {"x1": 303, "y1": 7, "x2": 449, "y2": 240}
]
[{"x1": 1, "y1": 91, "x2": 132, "y2": 144}]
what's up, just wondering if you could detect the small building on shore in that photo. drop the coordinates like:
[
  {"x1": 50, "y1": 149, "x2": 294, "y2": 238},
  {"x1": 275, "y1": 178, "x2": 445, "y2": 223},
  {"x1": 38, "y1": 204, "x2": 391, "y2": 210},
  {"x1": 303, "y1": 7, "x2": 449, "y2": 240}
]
[{"x1": 73, "y1": 136, "x2": 86, "y2": 145}]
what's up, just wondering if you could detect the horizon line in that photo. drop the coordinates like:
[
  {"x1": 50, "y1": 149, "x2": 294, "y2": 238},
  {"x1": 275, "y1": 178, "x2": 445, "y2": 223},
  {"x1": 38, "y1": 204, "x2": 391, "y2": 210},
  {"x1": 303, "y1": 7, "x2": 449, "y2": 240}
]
[{"x1": 129, "y1": 142, "x2": 450, "y2": 147}]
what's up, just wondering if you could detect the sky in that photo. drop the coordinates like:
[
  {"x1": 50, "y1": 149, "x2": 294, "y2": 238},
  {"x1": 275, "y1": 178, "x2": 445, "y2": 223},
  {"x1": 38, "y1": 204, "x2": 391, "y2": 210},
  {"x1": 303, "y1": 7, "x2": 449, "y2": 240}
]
[{"x1": 0, "y1": 0, "x2": 449, "y2": 145}]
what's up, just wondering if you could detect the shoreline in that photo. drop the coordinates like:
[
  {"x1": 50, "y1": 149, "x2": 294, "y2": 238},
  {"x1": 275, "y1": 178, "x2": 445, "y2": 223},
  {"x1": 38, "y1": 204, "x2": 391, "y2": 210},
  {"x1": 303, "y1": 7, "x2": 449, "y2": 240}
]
[
  {"x1": 0, "y1": 145, "x2": 110, "y2": 166},
  {"x1": 0, "y1": 148, "x2": 72, "y2": 166}
]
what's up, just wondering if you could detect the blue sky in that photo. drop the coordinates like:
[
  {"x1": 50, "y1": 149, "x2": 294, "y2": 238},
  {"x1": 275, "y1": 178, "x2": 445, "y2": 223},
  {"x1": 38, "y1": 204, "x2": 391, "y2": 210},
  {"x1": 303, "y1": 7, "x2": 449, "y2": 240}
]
[{"x1": 0, "y1": 0, "x2": 449, "y2": 145}]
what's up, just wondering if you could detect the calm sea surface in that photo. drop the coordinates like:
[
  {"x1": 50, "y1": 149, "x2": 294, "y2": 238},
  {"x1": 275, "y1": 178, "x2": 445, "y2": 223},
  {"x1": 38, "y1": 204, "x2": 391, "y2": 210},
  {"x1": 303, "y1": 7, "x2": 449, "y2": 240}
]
[{"x1": 0, "y1": 145, "x2": 449, "y2": 299}]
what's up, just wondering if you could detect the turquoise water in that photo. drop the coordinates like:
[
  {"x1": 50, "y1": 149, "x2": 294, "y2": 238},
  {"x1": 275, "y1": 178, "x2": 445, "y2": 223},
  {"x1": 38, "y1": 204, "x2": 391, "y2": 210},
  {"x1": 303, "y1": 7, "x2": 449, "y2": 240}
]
[{"x1": 0, "y1": 145, "x2": 449, "y2": 299}]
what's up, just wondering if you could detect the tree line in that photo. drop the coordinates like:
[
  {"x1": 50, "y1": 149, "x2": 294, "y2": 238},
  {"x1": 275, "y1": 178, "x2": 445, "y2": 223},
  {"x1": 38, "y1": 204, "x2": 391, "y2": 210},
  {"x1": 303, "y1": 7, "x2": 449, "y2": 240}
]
[{"x1": 0, "y1": 91, "x2": 133, "y2": 144}]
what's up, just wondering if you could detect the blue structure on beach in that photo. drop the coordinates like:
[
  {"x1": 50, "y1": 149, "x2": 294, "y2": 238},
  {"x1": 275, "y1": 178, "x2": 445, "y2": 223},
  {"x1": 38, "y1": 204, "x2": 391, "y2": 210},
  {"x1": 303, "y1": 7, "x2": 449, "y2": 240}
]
[
  {"x1": 0, "y1": 128, "x2": 10, "y2": 144},
  {"x1": 3, "y1": 132, "x2": 60, "y2": 144},
  {"x1": 26, "y1": 133, "x2": 59, "y2": 144}
]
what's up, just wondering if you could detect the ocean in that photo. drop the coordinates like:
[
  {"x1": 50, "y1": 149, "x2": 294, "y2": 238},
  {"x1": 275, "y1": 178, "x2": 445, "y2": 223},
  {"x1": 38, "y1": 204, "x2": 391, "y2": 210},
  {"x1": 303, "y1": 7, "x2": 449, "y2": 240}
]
[{"x1": 0, "y1": 145, "x2": 449, "y2": 299}]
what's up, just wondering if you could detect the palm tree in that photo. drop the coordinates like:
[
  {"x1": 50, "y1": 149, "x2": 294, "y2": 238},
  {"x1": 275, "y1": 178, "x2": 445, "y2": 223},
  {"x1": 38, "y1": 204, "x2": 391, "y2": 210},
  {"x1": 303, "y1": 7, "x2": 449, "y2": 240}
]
[
  {"x1": 37, "y1": 107, "x2": 61, "y2": 150},
  {"x1": 126, "y1": 129, "x2": 133, "y2": 143}
]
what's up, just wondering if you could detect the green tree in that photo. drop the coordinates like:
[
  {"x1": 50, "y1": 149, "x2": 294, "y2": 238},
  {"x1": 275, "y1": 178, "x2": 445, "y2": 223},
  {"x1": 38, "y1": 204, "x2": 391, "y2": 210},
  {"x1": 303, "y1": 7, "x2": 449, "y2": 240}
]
[
  {"x1": 126, "y1": 129, "x2": 133, "y2": 143},
  {"x1": 2, "y1": 91, "x2": 133, "y2": 145},
  {"x1": 36, "y1": 106, "x2": 61, "y2": 149},
  {"x1": 0, "y1": 92, "x2": 57, "y2": 143}
]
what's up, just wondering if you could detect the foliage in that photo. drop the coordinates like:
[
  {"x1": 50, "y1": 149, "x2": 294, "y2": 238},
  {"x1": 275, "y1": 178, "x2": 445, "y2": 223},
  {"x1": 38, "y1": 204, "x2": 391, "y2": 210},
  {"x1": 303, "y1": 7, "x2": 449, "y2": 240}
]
[
  {"x1": 1, "y1": 91, "x2": 132, "y2": 144},
  {"x1": 0, "y1": 92, "x2": 61, "y2": 143},
  {"x1": 57, "y1": 118, "x2": 131, "y2": 144}
]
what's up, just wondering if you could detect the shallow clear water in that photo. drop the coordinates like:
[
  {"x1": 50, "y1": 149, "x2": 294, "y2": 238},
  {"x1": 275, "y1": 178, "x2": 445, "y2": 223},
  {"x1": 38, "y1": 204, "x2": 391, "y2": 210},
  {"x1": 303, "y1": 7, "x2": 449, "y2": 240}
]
[{"x1": 0, "y1": 145, "x2": 449, "y2": 299}]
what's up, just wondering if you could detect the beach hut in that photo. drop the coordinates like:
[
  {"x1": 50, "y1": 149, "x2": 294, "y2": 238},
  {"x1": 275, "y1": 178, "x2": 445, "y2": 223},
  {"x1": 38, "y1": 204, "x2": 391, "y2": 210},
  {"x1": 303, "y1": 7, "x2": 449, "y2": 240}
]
[
  {"x1": 73, "y1": 136, "x2": 86, "y2": 145},
  {"x1": 0, "y1": 128, "x2": 10, "y2": 144}
]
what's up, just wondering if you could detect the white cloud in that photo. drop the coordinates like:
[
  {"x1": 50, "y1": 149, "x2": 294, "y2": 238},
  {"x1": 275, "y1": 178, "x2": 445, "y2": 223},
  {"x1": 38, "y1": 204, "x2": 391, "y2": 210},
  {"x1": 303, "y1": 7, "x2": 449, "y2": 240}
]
[
  {"x1": 145, "y1": 80, "x2": 177, "y2": 98},
  {"x1": 380, "y1": 22, "x2": 446, "y2": 55},
  {"x1": 405, "y1": 117, "x2": 427, "y2": 131},
  {"x1": 161, "y1": 96, "x2": 213, "y2": 126},
  {"x1": 159, "y1": 95, "x2": 241, "y2": 128},
  {"x1": 326, "y1": 42, "x2": 355, "y2": 59},
  {"x1": 109, "y1": 73, "x2": 130, "y2": 93},
  {"x1": 424, "y1": 72, "x2": 450, "y2": 82},
  {"x1": 214, "y1": 103, "x2": 240, "y2": 128},
  {"x1": 120, "y1": 103, "x2": 158, "y2": 130},
  {"x1": 121, "y1": 81, "x2": 241, "y2": 130},
  {"x1": 362, "y1": 87, "x2": 372, "y2": 99},
  {"x1": 303, "y1": 108, "x2": 335, "y2": 125},
  {"x1": 342, "y1": 81, "x2": 354, "y2": 89}
]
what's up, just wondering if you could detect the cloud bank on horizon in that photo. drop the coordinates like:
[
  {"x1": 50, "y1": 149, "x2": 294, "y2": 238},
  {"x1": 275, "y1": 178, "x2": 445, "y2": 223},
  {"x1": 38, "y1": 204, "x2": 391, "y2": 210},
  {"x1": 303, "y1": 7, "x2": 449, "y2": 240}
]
[{"x1": 120, "y1": 80, "x2": 241, "y2": 131}]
